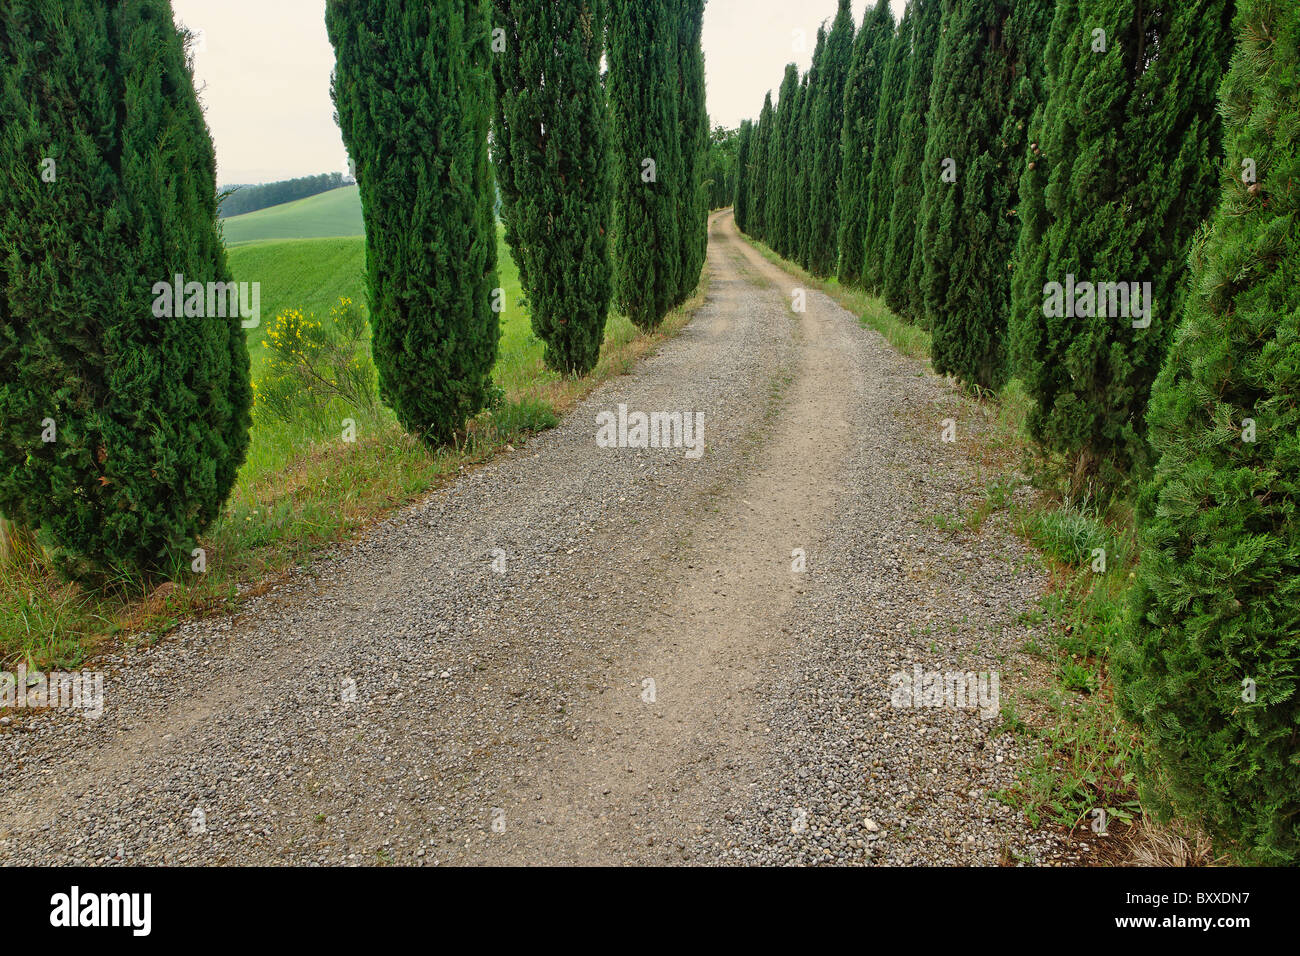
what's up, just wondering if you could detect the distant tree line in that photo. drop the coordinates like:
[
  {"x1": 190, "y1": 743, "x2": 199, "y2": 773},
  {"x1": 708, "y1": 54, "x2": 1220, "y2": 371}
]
[{"x1": 219, "y1": 171, "x2": 352, "y2": 218}]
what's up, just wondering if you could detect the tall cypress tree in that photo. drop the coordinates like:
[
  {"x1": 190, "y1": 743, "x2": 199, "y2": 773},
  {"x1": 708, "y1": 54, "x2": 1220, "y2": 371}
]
[
  {"x1": 807, "y1": 0, "x2": 855, "y2": 278},
  {"x1": 882, "y1": 0, "x2": 942, "y2": 320},
  {"x1": 608, "y1": 0, "x2": 681, "y2": 329},
  {"x1": 1008, "y1": 0, "x2": 1081, "y2": 381},
  {"x1": 836, "y1": 0, "x2": 894, "y2": 285},
  {"x1": 861, "y1": 5, "x2": 912, "y2": 293},
  {"x1": 734, "y1": 119, "x2": 754, "y2": 232},
  {"x1": 328, "y1": 0, "x2": 498, "y2": 447},
  {"x1": 1122, "y1": 0, "x2": 1300, "y2": 863},
  {"x1": 918, "y1": 0, "x2": 1053, "y2": 391},
  {"x1": 793, "y1": 47, "x2": 818, "y2": 270},
  {"x1": 783, "y1": 73, "x2": 808, "y2": 261},
  {"x1": 492, "y1": 0, "x2": 612, "y2": 375},
  {"x1": 0, "y1": 0, "x2": 251, "y2": 578},
  {"x1": 1012, "y1": 0, "x2": 1236, "y2": 489},
  {"x1": 675, "y1": 0, "x2": 708, "y2": 305},
  {"x1": 749, "y1": 92, "x2": 775, "y2": 240},
  {"x1": 768, "y1": 64, "x2": 800, "y2": 258}
]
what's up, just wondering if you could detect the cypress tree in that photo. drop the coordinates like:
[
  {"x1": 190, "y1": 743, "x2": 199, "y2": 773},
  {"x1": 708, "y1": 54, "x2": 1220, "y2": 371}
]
[
  {"x1": 738, "y1": 119, "x2": 759, "y2": 231},
  {"x1": 917, "y1": 0, "x2": 1053, "y2": 391},
  {"x1": 1121, "y1": 0, "x2": 1300, "y2": 863},
  {"x1": 837, "y1": 0, "x2": 894, "y2": 286},
  {"x1": 882, "y1": 0, "x2": 942, "y2": 320},
  {"x1": 1012, "y1": 0, "x2": 1236, "y2": 489},
  {"x1": 491, "y1": 0, "x2": 612, "y2": 375},
  {"x1": 0, "y1": 0, "x2": 251, "y2": 578},
  {"x1": 749, "y1": 92, "x2": 775, "y2": 240},
  {"x1": 790, "y1": 67, "x2": 811, "y2": 267},
  {"x1": 860, "y1": 5, "x2": 912, "y2": 293},
  {"x1": 734, "y1": 119, "x2": 754, "y2": 232},
  {"x1": 1008, "y1": 0, "x2": 1081, "y2": 381},
  {"x1": 807, "y1": 0, "x2": 855, "y2": 278},
  {"x1": 768, "y1": 64, "x2": 800, "y2": 258},
  {"x1": 675, "y1": 0, "x2": 708, "y2": 304},
  {"x1": 783, "y1": 72, "x2": 808, "y2": 261},
  {"x1": 793, "y1": 33, "x2": 823, "y2": 270},
  {"x1": 608, "y1": 0, "x2": 681, "y2": 329},
  {"x1": 327, "y1": 0, "x2": 498, "y2": 447}
]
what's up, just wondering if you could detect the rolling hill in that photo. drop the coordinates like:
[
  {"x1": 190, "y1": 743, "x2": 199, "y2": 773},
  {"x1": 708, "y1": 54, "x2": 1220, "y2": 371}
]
[{"x1": 221, "y1": 184, "x2": 364, "y2": 245}]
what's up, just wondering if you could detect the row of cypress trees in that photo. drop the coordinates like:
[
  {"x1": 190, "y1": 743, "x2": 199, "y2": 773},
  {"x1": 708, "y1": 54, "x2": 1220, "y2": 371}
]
[
  {"x1": 736, "y1": 0, "x2": 1232, "y2": 486},
  {"x1": 736, "y1": 0, "x2": 1299, "y2": 863},
  {"x1": 0, "y1": 0, "x2": 708, "y2": 578}
]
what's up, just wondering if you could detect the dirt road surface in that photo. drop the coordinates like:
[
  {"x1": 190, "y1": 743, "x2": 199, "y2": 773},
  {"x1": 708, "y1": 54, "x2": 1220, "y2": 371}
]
[{"x1": 0, "y1": 211, "x2": 1066, "y2": 866}]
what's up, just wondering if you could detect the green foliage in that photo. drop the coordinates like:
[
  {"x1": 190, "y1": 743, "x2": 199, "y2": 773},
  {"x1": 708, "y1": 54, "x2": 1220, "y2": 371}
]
[
  {"x1": 326, "y1": 0, "x2": 500, "y2": 447},
  {"x1": 1009, "y1": 0, "x2": 1081, "y2": 383},
  {"x1": 860, "y1": 5, "x2": 912, "y2": 292},
  {"x1": 1010, "y1": 0, "x2": 1236, "y2": 490},
  {"x1": 748, "y1": 92, "x2": 775, "y2": 241},
  {"x1": 768, "y1": 64, "x2": 800, "y2": 259},
  {"x1": 492, "y1": 0, "x2": 612, "y2": 375},
  {"x1": 807, "y1": 0, "x2": 855, "y2": 278},
  {"x1": 882, "y1": 0, "x2": 942, "y2": 320},
  {"x1": 253, "y1": 298, "x2": 378, "y2": 426},
  {"x1": 1121, "y1": 0, "x2": 1300, "y2": 865},
  {"x1": 919, "y1": 0, "x2": 1054, "y2": 392},
  {"x1": 732, "y1": 121, "x2": 754, "y2": 228},
  {"x1": 792, "y1": 66, "x2": 814, "y2": 269},
  {"x1": 836, "y1": 0, "x2": 894, "y2": 285},
  {"x1": 0, "y1": 0, "x2": 252, "y2": 579},
  {"x1": 675, "y1": 0, "x2": 709, "y2": 303},
  {"x1": 609, "y1": 0, "x2": 681, "y2": 330},
  {"x1": 706, "y1": 125, "x2": 740, "y2": 211}
]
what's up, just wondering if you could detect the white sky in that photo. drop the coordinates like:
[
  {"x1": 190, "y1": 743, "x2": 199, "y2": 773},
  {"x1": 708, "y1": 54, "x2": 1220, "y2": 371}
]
[{"x1": 170, "y1": 0, "x2": 906, "y2": 187}]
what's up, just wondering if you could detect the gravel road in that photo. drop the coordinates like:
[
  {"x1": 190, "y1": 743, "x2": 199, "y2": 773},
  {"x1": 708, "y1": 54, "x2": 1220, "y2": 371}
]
[{"x1": 0, "y1": 210, "x2": 1067, "y2": 866}]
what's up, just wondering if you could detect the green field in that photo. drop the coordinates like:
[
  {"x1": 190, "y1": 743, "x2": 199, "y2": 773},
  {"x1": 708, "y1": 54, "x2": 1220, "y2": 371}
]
[
  {"x1": 226, "y1": 231, "x2": 533, "y2": 379},
  {"x1": 227, "y1": 237, "x2": 367, "y2": 371},
  {"x1": 221, "y1": 184, "x2": 364, "y2": 245}
]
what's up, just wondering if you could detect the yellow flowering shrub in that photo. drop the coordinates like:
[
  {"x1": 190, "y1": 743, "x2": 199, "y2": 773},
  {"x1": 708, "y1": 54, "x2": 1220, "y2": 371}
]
[{"x1": 254, "y1": 298, "x2": 378, "y2": 424}]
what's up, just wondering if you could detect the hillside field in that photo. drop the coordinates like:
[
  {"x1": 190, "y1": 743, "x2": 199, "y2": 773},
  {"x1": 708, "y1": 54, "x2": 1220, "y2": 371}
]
[{"x1": 221, "y1": 184, "x2": 364, "y2": 245}]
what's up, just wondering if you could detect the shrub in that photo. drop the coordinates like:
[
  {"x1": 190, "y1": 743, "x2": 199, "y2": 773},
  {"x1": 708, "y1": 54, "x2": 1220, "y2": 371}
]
[{"x1": 254, "y1": 298, "x2": 378, "y2": 425}]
